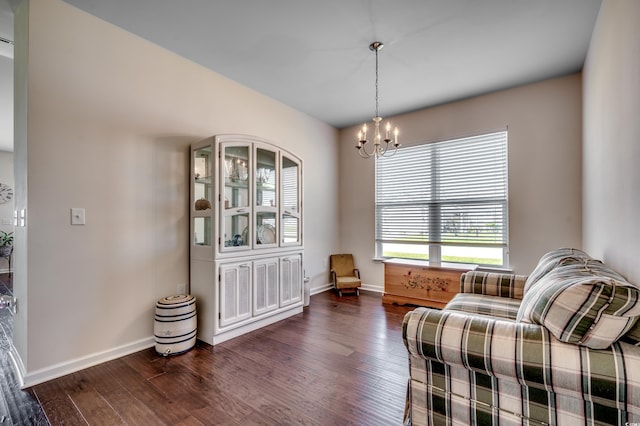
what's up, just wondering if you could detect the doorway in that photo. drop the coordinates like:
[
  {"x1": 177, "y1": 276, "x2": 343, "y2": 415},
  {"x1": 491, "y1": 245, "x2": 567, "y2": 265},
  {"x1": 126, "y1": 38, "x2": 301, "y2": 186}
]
[{"x1": 0, "y1": 273, "x2": 47, "y2": 423}]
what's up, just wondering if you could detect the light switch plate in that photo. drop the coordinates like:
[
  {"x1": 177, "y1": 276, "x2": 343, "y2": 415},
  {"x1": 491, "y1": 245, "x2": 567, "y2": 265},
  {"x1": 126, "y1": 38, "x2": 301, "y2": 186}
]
[{"x1": 71, "y1": 208, "x2": 86, "y2": 225}]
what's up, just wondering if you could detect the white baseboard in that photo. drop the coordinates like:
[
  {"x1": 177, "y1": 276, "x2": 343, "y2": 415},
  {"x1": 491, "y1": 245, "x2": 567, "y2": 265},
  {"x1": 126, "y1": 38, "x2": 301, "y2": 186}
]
[
  {"x1": 19, "y1": 336, "x2": 155, "y2": 389},
  {"x1": 7, "y1": 340, "x2": 26, "y2": 388},
  {"x1": 360, "y1": 283, "x2": 383, "y2": 293},
  {"x1": 310, "y1": 282, "x2": 383, "y2": 295},
  {"x1": 310, "y1": 283, "x2": 333, "y2": 295}
]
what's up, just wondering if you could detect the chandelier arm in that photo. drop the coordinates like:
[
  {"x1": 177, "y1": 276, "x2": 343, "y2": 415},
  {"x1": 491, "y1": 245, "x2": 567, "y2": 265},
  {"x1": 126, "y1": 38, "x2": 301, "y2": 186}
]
[
  {"x1": 382, "y1": 140, "x2": 398, "y2": 157},
  {"x1": 380, "y1": 139, "x2": 399, "y2": 158},
  {"x1": 385, "y1": 146, "x2": 398, "y2": 158},
  {"x1": 380, "y1": 142, "x2": 391, "y2": 157},
  {"x1": 358, "y1": 145, "x2": 374, "y2": 158}
]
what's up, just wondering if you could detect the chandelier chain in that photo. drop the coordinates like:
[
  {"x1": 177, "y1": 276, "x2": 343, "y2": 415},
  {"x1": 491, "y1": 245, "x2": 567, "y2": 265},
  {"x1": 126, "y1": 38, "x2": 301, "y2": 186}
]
[{"x1": 375, "y1": 46, "x2": 379, "y2": 118}]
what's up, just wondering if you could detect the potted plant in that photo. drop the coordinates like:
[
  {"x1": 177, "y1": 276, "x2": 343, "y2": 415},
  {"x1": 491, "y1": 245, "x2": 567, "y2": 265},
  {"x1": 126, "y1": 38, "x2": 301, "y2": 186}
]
[{"x1": 0, "y1": 231, "x2": 13, "y2": 258}]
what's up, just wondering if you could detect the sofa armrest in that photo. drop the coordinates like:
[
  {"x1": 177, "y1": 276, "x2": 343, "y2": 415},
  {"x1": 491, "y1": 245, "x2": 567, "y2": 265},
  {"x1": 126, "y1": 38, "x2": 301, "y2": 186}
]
[
  {"x1": 460, "y1": 270, "x2": 527, "y2": 300},
  {"x1": 402, "y1": 307, "x2": 640, "y2": 411}
]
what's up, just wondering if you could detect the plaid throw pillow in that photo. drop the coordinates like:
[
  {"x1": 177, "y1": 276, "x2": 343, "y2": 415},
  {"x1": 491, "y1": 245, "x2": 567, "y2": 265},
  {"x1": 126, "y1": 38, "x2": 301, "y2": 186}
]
[
  {"x1": 517, "y1": 262, "x2": 640, "y2": 349},
  {"x1": 523, "y1": 248, "x2": 592, "y2": 295}
]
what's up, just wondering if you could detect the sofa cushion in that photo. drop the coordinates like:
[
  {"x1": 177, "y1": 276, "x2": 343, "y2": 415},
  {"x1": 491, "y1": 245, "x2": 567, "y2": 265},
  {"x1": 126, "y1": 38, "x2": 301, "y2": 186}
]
[
  {"x1": 523, "y1": 247, "x2": 592, "y2": 294},
  {"x1": 334, "y1": 276, "x2": 361, "y2": 289},
  {"x1": 517, "y1": 262, "x2": 640, "y2": 349},
  {"x1": 461, "y1": 271, "x2": 527, "y2": 300},
  {"x1": 445, "y1": 293, "x2": 521, "y2": 321}
]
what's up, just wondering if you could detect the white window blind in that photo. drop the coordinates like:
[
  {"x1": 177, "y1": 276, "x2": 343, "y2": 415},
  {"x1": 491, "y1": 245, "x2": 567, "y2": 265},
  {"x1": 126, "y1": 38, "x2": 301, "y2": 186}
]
[{"x1": 375, "y1": 131, "x2": 508, "y2": 266}]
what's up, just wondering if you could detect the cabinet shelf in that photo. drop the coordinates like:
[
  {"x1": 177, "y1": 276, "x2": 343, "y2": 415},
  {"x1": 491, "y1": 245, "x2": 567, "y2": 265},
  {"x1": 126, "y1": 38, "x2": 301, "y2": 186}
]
[
  {"x1": 257, "y1": 182, "x2": 275, "y2": 191},
  {"x1": 224, "y1": 178, "x2": 249, "y2": 189}
]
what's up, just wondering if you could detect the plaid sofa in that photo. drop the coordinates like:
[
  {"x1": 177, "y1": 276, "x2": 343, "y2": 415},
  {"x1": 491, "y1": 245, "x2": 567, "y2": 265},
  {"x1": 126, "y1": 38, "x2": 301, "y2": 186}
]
[{"x1": 403, "y1": 249, "x2": 640, "y2": 425}]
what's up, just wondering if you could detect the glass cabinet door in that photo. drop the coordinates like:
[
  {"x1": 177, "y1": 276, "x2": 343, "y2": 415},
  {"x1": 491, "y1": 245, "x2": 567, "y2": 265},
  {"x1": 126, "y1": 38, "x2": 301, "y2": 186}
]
[
  {"x1": 254, "y1": 146, "x2": 278, "y2": 248},
  {"x1": 255, "y1": 147, "x2": 277, "y2": 208},
  {"x1": 194, "y1": 146, "x2": 213, "y2": 211},
  {"x1": 221, "y1": 144, "x2": 250, "y2": 250},
  {"x1": 193, "y1": 145, "x2": 213, "y2": 249},
  {"x1": 281, "y1": 154, "x2": 301, "y2": 245},
  {"x1": 213, "y1": 138, "x2": 302, "y2": 254}
]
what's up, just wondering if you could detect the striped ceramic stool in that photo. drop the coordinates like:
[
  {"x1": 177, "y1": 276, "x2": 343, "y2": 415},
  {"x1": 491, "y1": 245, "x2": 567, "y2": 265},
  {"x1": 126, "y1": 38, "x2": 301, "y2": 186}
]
[{"x1": 154, "y1": 294, "x2": 197, "y2": 356}]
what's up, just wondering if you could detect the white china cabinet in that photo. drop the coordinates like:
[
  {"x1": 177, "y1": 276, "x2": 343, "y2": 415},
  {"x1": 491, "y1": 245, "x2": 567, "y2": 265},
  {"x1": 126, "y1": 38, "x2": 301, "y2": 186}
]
[{"x1": 190, "y1": 135, "x2": 303, "y2": 345}]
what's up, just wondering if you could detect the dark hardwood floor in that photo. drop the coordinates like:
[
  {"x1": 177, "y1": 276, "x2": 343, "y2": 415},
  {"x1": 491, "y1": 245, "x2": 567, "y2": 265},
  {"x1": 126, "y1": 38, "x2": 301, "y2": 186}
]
[{"x1": 4, "y1": 282, "x2": 415, "y2": 425}]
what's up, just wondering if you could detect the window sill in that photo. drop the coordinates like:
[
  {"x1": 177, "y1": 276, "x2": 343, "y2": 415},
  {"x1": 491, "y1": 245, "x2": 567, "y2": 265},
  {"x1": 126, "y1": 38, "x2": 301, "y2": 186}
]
[
  {"x1": 373, "y1": 257, "x2": 513, "y2": 274},
  {"x1": 381, "y1": 257, "x2": 478, "y2": 272}
]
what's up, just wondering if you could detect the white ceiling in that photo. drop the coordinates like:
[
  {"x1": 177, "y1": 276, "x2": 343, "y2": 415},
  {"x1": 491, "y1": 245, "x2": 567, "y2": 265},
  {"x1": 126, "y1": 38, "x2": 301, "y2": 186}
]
[{"x1": 0, "y1": 0, "x2": 603, "y2": 153}]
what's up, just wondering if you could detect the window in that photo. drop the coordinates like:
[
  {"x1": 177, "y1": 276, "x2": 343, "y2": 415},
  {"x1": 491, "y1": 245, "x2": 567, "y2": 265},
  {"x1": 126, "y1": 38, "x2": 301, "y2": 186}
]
[{"x1": 375, "y1": 130, "x2": 508, "y2": 266}]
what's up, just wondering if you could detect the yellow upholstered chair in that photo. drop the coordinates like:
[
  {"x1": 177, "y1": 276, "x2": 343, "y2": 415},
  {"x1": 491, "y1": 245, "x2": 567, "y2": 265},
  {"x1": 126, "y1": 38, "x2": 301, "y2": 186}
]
[{"x1": 329, "y1": 254, "x2": 361, "y2": 296}]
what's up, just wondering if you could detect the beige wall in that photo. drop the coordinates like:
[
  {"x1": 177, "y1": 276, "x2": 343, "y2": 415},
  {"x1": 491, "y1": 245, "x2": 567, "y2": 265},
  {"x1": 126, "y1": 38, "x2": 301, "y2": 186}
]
[
  {"x1": 338, "y1": 74, "x2": 583, "y2": 289},
  {"x1": 583, "y1": 0, "x2": 640, "y2": 283},
  {"x1": 15, "y1": 0, "x2": 339, "y2": 384}
]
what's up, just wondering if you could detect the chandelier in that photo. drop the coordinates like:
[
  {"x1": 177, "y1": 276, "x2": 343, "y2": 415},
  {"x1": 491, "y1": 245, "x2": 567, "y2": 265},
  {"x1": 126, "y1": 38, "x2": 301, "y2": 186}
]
[{"x1": 355, "y1": 41, "x2": 400, "y2": 159}]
